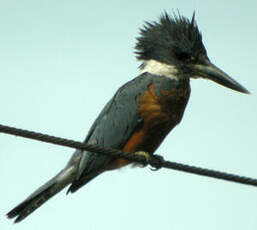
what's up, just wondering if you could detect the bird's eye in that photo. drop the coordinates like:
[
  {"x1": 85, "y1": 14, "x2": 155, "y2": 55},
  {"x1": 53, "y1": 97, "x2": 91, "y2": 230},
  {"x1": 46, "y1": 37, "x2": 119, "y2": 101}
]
[
  {"x1": 176, "y1": 52, "x2": 191, "y2": 61},
  {"x1": 175, "y1": 51, "x2": 197, "y2": 63}
]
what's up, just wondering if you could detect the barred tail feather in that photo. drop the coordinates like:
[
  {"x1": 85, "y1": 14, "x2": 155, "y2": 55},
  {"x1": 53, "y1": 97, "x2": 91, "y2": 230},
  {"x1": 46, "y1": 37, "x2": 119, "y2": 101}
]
[{"x1": 7, "y1": 168, "x2": 74, "y2": 223}]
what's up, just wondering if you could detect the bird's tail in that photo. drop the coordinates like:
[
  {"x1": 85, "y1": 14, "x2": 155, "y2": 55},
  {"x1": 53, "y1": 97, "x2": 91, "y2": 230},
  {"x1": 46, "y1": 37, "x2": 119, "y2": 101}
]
[{"x1": 7, "y1": 166, "x2": 75, "y2": 223}]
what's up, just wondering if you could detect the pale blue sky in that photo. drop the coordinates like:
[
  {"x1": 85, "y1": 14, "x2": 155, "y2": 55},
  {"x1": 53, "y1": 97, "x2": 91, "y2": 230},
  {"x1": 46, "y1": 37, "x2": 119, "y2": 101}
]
[{"x1": 1, "y1": 1, "x2": 257, "y2": 230}]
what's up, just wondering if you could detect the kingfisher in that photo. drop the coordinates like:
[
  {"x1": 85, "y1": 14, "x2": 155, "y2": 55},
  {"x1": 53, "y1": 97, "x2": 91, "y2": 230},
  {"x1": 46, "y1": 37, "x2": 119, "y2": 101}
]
[{"x1": 7, "y1": 12, "x2": 249, "y2": 223}]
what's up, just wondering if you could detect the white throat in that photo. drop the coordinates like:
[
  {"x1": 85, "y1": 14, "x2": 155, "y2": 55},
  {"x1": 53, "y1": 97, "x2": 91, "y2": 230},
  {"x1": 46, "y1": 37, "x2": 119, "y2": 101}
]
[{"x1": 141, "y1": 60, "x2": 179, "y2": 80}]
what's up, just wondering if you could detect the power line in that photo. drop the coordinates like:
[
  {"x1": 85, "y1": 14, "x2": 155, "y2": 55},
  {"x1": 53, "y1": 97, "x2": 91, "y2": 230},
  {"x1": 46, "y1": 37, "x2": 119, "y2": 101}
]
[{"x1": 1, "y1": 123, "x2": 256, "y2": 187}]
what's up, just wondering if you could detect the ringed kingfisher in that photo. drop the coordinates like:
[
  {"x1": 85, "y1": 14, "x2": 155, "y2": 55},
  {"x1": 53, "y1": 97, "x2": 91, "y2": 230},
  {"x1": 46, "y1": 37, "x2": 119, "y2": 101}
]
[{"x1": 7, "y1": 12, "x2": 249, "y2": 223}]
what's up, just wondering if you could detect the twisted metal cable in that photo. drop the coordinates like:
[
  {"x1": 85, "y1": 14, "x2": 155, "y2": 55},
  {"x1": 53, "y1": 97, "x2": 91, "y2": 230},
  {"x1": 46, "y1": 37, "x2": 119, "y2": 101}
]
[{"x1": 1, "y1": 124, "x2": 257, "y2": 187}]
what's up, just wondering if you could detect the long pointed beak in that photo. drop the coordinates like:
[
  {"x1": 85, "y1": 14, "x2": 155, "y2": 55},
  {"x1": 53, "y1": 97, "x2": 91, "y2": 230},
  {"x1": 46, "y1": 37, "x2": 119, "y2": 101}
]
[{"x1": 193, "y1": 60, "x2": 250, "y2": 94}]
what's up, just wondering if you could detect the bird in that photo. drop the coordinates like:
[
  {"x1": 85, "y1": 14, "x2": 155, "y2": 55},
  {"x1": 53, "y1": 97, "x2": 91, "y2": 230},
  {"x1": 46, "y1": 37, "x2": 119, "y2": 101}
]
[{"x1": 7, "y1": 12, "x2": 249, "y2": 223}]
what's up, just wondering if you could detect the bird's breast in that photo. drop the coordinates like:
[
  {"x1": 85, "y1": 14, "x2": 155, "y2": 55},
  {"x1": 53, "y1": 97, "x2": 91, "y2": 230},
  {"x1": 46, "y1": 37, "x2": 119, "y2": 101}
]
[
  {"x1": 137, "y1": 79, "x2": 191, "y2": 152},
  {"x1": 116, "y1": 77, "x2": 190, "y2": 168}
]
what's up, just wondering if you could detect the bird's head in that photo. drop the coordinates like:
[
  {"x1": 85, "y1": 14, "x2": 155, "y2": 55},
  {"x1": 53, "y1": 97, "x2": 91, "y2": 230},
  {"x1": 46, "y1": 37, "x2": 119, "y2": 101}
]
[{"x1": 136, "y1": 12, "x2": 249, "y2": 94}]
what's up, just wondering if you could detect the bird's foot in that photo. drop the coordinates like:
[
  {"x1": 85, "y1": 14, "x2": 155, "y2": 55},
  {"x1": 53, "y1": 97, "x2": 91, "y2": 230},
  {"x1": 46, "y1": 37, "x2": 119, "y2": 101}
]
[
  {"x1": 133, "y1": 152, "x2": 164, "y2": 170},
  {"x1": 134, "y1": 151, "x2": 151, "y2": 167}
]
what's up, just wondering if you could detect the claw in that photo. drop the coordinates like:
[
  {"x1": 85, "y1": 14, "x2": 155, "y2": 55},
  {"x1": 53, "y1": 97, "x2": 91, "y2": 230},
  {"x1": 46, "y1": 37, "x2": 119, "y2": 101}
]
[{"x1": 149, "y1": 154, "x2": 164, "y2": 171}]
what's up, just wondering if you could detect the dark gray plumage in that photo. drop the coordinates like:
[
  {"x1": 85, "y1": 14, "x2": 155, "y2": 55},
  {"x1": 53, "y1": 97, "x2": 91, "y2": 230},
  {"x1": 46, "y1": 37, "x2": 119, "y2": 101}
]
[{"x1": 7, "y1": 11, "x2": 249, "y2": 223}]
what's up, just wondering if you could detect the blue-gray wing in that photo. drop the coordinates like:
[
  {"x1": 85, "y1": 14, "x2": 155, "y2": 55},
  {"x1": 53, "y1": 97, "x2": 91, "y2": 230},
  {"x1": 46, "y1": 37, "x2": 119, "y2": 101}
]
[{"x1": 75, "y1": 73, "x2": 154, "y2": 179}]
